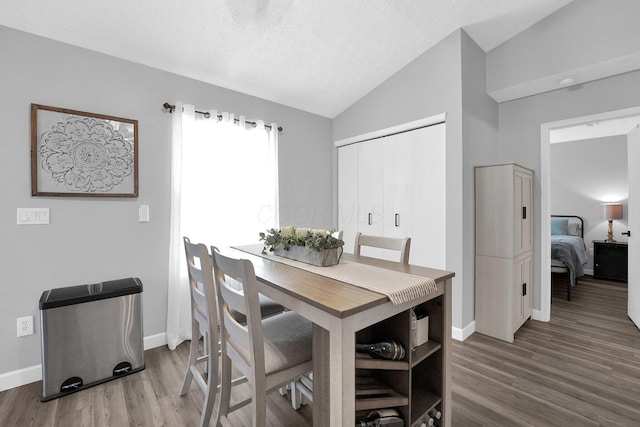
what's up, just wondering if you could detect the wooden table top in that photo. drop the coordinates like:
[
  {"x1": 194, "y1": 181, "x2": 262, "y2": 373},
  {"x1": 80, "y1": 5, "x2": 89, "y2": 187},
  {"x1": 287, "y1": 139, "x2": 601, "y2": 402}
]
[{"x1": 228, "y1": 244, "x2": 454, "y2": 319}]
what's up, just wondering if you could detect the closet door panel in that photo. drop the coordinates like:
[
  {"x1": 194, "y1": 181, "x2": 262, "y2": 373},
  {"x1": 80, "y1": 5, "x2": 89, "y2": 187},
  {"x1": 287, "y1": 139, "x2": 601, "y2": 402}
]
[
  {"x1": 514, "y1": 172, "x2": 524, "y2": 255},
  {"x1": 521, "y1": 172, "x2": 533, "y2": 253},
  {"x1": 512, "y1": 258, "x2": 525, "y2": 330},
  {"x1": 357, "y1": 138, "x2": 384, "y2": 258},
  {"x1": 383, "y1": 132, "x2": 413, "y2": 261},
  {"x1": 338, "y1": 144, "x2": 358, "y2": 254},
  {"x1": 523, "y1": 255, "x2": 533, "y2": 320},
  {"x1": 411, "y1": 124, "x2": 446, "y2": 268},
  {"x1": 476, "y1": 166, "x2": 515, "y2": 258}
]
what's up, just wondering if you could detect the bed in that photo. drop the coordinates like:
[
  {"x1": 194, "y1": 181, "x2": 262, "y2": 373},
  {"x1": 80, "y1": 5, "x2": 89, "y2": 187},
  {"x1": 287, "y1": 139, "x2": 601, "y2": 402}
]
[{"x1": 551, "y1": 215, "x2": 589, "y2": 301}]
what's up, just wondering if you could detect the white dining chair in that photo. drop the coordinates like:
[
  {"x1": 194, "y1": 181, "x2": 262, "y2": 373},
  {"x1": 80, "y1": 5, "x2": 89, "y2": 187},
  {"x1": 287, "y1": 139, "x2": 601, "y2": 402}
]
[
  {"x1": 353, "y1": 232, "x2": 411, "y2": 264},
  {"x1": 179, "y1": 237, "x2": 220, "y2": 427},
  {"x1": 211, "y1": 247, "x2": 313, "y2": 427},
  {"x1": 180, "y1": 238, "x2": 286, "y2": 427}
]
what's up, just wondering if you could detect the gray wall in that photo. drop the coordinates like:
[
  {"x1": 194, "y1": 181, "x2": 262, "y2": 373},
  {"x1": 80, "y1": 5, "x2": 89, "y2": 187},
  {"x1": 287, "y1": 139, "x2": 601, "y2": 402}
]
[
  {"x1": 551, "y1": 136, "x2": 629, "y2": 272},
  {"x1": 487, "y1": 0, "x2": 640, "y2": 102},
  {"x1": 333, "y1": 29, "x2": 499, "y2": 333},
  {"x1": 499, "y1": 69, "x2": 640, "y2": 310},
  {"x1": 0, "y1": 25, "x2": 332, "y2": 376},
  {"x1": 460, "y1": 31, "x2": 500, "y2": 328}
]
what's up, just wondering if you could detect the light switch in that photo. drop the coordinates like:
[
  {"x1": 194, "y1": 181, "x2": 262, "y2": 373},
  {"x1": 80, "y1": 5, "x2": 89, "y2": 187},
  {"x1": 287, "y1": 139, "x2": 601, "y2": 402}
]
[
  {"x1": 17, "y1": 208, "x2": 50, "y2": 225},
  {"x1": 139, "y1": 205, "x2": 150, "y2": 223}
]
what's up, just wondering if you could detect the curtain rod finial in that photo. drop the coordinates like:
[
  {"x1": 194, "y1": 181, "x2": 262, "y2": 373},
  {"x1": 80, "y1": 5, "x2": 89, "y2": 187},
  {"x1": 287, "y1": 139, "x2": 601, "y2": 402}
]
[{"x1": 163, "y1": 102, "x2": 175, "y2": 113}]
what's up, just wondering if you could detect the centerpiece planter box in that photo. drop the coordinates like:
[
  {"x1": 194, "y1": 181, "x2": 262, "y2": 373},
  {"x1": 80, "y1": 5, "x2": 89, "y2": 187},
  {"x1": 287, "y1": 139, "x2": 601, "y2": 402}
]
[{"x1": 274, "y1": 245, "x2": 343, "y2": 267}]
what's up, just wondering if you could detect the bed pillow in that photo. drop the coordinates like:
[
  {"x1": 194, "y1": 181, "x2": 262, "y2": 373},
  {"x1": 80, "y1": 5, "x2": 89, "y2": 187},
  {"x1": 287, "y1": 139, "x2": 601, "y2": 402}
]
[
  {"x1": 551, "y1": 219, "x2": 569, "y2": 235},
  {"x1": 567, "y1": 223, "x2": 580, "y2": 236}
]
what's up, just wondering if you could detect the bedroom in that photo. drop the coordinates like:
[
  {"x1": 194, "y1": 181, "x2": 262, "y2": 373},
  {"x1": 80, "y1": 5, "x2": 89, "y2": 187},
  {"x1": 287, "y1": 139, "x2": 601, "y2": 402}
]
[
  {"x1": 1, "y1": 0, "x2": 640, "y2": 425},
  {"x1": 549, "y1": 128, "x2": 632, "y2": 299}
]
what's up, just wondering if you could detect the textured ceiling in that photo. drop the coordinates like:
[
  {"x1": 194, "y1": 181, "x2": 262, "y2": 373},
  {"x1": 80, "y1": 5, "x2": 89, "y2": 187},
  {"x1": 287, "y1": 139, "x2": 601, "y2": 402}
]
[{"x1": 0, "y1": 0, "x2": 572, "y2": 118}]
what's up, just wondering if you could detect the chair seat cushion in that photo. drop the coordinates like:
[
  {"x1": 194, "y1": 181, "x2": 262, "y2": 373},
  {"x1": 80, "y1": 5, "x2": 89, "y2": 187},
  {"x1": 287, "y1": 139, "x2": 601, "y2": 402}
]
[
  {"x1": 262, "y1": 311, "x2": 312, "y2": 375},
  {"x1": 231, "y1": 295, "x2": 284, "y2": 324},
  {"x1": 258, "y1": 295, "x2": 286, "y2": 318}
]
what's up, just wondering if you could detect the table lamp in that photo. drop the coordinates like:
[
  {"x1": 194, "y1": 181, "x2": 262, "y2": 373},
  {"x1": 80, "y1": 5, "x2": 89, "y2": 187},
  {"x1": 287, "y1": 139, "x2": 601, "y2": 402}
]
[{"x1": 600, "y1": 203, "x2": 623, "y2": 242}]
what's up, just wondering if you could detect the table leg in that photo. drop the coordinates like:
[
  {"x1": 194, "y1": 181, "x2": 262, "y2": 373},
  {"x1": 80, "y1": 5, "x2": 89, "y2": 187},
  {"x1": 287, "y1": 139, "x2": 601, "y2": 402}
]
[
  {"x1": 312, "y1": 321, "x2": 355, "y2": 427},
  {"x1": 312, "y1": 324, "x2": 330, "y2": 426}
]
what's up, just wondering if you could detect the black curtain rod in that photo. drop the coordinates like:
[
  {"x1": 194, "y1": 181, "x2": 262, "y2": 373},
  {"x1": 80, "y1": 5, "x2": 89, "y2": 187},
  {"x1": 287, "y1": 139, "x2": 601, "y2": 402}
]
[{"x1": 162, "y1": 102, "x2": 283, "y2": 132}]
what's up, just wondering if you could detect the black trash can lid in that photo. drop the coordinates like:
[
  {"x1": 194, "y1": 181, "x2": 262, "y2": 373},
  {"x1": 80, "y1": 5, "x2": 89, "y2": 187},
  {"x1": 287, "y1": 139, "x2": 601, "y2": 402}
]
[{"x1": 39, "y1": 278, "x2": 143, "y2": 309}]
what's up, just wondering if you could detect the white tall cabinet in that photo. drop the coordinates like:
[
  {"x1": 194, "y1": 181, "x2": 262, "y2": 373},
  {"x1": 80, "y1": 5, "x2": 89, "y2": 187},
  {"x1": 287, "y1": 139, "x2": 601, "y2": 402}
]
[
  {"x1": 475, "y1": 163, "x2": 533, "y2": 343},
  {"x1": 337, "y1": 123, "x2": 446, "y2": 268}
]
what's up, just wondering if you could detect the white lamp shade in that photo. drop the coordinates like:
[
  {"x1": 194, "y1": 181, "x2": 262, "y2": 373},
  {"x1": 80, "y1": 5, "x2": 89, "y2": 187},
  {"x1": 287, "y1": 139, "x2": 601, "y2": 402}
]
[{"x1": 601, "y1": 203, "x2": 623, "y2": 220}]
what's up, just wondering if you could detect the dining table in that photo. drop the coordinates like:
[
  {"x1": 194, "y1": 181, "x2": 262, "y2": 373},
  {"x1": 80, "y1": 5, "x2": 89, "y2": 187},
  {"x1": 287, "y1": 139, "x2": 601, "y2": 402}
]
[{"x1": 228, "y1": 244, "x2": 454, "y2": 427}]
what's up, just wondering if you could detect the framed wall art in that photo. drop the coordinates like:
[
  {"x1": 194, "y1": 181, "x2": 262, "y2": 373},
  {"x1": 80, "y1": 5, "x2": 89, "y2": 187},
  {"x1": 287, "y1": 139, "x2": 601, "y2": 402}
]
[{"x1": 31, "y1": 104, "x2": 139, "y2": 197}]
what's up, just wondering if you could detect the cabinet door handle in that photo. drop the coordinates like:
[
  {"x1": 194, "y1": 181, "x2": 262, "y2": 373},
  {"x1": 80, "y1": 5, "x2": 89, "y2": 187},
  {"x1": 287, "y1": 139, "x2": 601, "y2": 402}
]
[
  {"x1": 368, "y1": 213, "x2": 372, "y2": 226},
  {"x1": 522, "y1": 283, "x2": 527, "y2": 296},
  {"x1": 522, "y1": 206, "x2": 527, "y2": 219},
  {"x1": 395, "y1": 213, "x2": 399, "y2": 227}
]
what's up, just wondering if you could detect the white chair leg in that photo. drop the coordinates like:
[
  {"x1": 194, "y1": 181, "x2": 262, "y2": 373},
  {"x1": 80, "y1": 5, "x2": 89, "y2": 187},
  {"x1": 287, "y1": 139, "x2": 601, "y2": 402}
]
[
  {"x1": 180, "y1": 323, "x2": 200, "y2": 396},
  {"x1": 290, "y1": 380, "x2": 302, "y2": 410}
]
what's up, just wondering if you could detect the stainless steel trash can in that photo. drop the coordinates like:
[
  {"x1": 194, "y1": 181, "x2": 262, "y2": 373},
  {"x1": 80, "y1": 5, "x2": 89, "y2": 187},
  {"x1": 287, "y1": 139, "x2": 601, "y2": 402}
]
[{"x1": 39, "y1": 277, "x2": 144, "y2": 401}]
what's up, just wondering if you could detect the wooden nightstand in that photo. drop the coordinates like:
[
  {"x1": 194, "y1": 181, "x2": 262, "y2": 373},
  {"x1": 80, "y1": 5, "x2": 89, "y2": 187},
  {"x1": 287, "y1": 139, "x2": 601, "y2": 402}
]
[{"x1": 593, "y1": 240, "x2": 628, "y2": 282}]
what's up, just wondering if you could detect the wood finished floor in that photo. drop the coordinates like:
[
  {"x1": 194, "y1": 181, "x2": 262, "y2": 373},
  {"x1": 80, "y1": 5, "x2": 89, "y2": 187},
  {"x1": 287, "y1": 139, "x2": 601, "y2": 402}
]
[{"x1": 1, "y1": 275, "x2": 638, "y2": 426}]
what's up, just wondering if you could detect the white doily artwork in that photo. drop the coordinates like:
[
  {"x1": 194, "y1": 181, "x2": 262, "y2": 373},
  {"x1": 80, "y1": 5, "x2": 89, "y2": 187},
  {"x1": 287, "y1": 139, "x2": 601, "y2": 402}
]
[{"x1": 32, "y1": 105, "x2": 138, "y2": 197}]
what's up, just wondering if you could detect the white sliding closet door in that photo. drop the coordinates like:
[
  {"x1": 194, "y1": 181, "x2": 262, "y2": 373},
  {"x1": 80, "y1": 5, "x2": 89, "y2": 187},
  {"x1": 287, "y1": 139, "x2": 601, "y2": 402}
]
[{"x1": 337, "y1": 122, "x2": 446, "y2": 268}]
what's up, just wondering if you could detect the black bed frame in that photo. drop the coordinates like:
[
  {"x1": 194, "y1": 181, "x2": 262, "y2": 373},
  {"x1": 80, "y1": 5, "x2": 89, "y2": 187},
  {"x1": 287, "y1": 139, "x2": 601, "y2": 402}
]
[{"x1": 551, "y1": 215, "x2": 584, "y2": 301}]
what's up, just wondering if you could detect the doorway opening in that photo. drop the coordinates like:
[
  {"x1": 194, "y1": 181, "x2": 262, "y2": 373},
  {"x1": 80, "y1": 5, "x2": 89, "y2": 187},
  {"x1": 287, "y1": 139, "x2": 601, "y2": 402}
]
[{"x1": 539, "y1": 107, "x2": 640, "y2": 322}]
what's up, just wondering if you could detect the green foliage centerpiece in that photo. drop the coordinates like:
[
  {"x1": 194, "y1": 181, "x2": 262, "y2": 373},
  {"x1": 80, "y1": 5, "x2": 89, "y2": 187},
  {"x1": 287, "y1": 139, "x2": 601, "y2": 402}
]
[{"x1": 259, "y1": 226, "x2": 344, "y2": 266}]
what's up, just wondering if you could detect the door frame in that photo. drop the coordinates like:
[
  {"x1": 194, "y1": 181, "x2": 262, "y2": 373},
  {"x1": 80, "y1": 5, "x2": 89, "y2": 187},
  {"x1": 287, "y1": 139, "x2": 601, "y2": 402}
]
[{"x1": 539, "y1": 106, "x2": 640, "y2": 322}]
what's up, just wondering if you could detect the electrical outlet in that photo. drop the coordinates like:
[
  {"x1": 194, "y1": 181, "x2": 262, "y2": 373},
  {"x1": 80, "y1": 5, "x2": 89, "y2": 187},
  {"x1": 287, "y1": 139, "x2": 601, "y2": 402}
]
[{"x1": 17, "y1": 316, "x2": 34, "y2": 337}]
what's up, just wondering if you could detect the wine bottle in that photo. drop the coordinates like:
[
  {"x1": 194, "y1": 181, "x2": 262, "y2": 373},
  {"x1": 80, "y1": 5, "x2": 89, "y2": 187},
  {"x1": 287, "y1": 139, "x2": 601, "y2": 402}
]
[
  {"x1": 356, "y1": 339, "x2": 406, "y2": 360},
  {"x1": 356, "y1": 408, "x2": 403, "y2": 426},
  {"x1": 429, "y1": 408, "x2": 442, "y2": 420},
  {"x1": 420, "y1": 416, "x2": 434, "y2": 426}
]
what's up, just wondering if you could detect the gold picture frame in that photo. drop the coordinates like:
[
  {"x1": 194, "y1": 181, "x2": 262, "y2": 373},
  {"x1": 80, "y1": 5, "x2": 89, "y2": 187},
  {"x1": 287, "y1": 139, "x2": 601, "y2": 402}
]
[{"x1": 31, "y1": 104, "x2": 138, "y2": 197}]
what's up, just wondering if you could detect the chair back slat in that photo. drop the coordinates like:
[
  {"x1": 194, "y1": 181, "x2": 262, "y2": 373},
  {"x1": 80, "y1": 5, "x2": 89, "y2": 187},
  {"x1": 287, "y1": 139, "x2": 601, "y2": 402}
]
[
  {"x1": 354, "y1": 232, "x2": 411, "y2": 264},
  {"x1": 215, "y1": 265, "x2": 248, "y2": 316},
  {"x1": 183, "y1": 238, "x2": 218, "y2": 327},
  {"x1": 221, "y1": 309, "x2": 251, "y2": 368},
  {"x1": 188, "y1": 266, "x2": 206, "y2": 287}
]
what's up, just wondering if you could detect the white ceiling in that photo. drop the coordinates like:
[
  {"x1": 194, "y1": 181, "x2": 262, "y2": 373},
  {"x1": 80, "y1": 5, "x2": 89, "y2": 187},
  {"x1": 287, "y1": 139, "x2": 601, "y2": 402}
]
[{"x1": 0, "y1": 0, "x2": 572, "y2": 118}]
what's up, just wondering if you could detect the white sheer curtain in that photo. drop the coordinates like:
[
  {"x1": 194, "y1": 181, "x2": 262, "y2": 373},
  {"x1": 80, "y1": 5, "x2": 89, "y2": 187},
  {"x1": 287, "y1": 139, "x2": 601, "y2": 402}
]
[{"x1": 166, "y1": 102, "x2": 279, "y2": 350}]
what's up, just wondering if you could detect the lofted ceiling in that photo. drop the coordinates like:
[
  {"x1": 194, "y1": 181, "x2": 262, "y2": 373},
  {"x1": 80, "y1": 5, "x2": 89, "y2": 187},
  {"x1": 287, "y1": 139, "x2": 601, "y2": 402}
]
[{"x1": 0, "y1": 0, "x2": 572, "y2": 118}]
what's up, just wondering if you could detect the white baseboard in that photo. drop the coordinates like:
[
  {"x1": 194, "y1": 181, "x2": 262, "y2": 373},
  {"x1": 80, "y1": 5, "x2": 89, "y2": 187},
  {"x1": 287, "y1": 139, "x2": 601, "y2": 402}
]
[
  {"x1": 144, "y1": 332, "x2": 167, "y2": 350},
  {"x1": 452, "y1": 320, "x2": 475, "y2": 341},
  {"x1": 0, "y1": 364, "x2": 42, "y2": 392},
  {"x1": 0, "y1": 332, "x2": 168, "y2": 392},
  {"x1": 532, "y1": 309, "x2": 546, "y2": 321}
]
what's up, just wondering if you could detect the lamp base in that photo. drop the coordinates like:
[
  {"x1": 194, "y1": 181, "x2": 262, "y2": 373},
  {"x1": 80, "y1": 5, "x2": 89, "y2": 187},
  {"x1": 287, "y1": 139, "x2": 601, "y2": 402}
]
[{"x1": 606, "y1": 219, "x2": 617, "y2": 242}]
